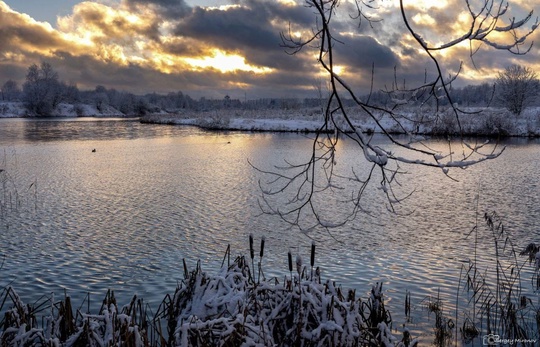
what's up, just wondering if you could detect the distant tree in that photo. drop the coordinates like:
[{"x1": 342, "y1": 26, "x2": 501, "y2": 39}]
[
  {"x1": 22, "y1": 62, "x2": 64, "y2": 116},
  {"x1": 1, "y1": 80, "x2": 21, "y2": 101},
  {"x1": 93, "y1": 85, "x2": 110, "y2": 112},
  {"x1": 63, "y1": 84, "x2": 80, "y2": 104},
  {"x1": 449, "y1": 83, "x2": 495, "y2": 107},
  {"x1": 135, "y1": 97, "x2": 151, "y2": 115},
  {"x1": 496, "y1": 64, "x2": 538, "y2": 115}
]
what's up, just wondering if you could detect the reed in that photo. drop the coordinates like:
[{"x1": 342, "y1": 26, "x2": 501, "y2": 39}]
[
  {"x1": 3, "y1": 214, "x2": 539, "y2": 346},
  {"x1": 0, "y1": 240, "x2": 418, "y2": 346},
  {"x1": 0, "y1": 149, "x2": 37, "y2": 220},
  {"x1": 454, "y1": 211, "x2": 539, "y2": 346}
]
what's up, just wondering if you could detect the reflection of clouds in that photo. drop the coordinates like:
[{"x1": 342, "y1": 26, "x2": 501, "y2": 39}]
[{"x1": 0, "y1": 0, "x2": 537, "y2": 97}]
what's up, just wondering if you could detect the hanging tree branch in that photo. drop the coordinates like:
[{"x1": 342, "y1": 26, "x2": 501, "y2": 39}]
[{"x1": 257, "y1": 0, "x2": 536, "y2": 231}]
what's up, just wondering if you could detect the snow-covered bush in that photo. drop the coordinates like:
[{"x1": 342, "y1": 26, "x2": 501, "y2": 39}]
[
  {"x1": 479, "y1": 110, "x2": 515, "y2": 136},
  {"x1": 196, "y1": 112, "x2": 231, "y2": 129}
]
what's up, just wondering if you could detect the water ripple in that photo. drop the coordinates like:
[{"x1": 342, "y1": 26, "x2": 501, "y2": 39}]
[{"x1": 1, "y1": 120, "x2": 540, "y2": 341}]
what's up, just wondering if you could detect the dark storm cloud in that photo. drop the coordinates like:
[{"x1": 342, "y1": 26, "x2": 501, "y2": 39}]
[
  {"x1": 48, "y1": 50, "x2": 316, "y2": 98},
  {"x1": 173, "y1": 0, "x2": 314, "y2": 64},
  {"x1": 161, "y1": 38, "x2": 206, "y2": 56},
  {"x1": 175, "y1": 8, "x2": 279, "y2": 51},
  {"x1": 1, "y1": 0, "x2": 536, "y2": 99},
  {"x1": 0, "y1": 63, "x2": 26, "y2": 81},
  {"x1": 334, "y1": 35, "x2": 399, "y2": 70}
]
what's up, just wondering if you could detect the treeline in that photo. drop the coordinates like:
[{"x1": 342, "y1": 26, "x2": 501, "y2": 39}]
[{"x1": 1, "y1": 62, "x2": 538, "y2": 117}]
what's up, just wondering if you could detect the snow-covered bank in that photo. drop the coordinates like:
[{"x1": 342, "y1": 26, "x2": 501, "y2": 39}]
[
  {"x1": 0, "y1": 101, "x2": 126, "y2": 118},
  {"x1": 141, "y1": 107, "x2": 540, "y2": 137},
  {"x1": 2, "y1": 100, "x2": 539, "y2": 137}
]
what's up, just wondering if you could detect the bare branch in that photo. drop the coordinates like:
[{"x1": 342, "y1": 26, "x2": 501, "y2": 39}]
[{"x1": 255, "y1": 0, "x2": 536, "y2": 231}]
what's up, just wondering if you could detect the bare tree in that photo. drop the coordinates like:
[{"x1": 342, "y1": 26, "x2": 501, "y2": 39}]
[
  {"x1": 1, "y1": 80, "x2": 21, "y2": 101},
  {"x1": 496, "y1": 64, "x2": 538, "y2": 115},
  {"x1": 256, "y1": 0, "x2": 537, "y2": 230},
  {"x1": 22, "y1": 62, "x2": 64, "y2": 116}
]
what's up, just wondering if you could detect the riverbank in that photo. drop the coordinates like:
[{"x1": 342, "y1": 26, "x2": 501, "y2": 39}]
[
  {"x1": 141, "y1": 106, "x2": 540, "y2": 137},
  {"x1": 2, "y1": 101, "x2": 539, "y2": 136},
  {"x1": 0, "y1": 101, "x2": 127, "y2": 118}
]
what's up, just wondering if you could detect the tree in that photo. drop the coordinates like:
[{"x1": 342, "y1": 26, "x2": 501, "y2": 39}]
[
  {"x1": 496, "y1": 64, "x2": 538, "y2": 115},
  {"x1": 256, "y1": 0, "x2": 537, "y2": 230},
  {"x1": 22, "y1": 62, "x2": 64, "y2": 116},
  {"x1": 1, "y1": 80, "x2": 21, "y2": 101},
  {"x1": 93, "y1": 85, "x2": 110, "y2": 112}
]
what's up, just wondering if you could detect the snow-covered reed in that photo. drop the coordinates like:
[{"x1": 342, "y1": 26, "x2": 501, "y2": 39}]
[
  {"x1": 0, "y1": 287, "x2": 152, "y2": 346},
  {"x1": 2, "y1": 219, "x2": 539, "y2": 346},
  {"x1": 157, "y1": 247, "x2": 417, "y2": 347},
  {"x1": 0, "y1": 245, "x2": 418, "y2": 346}
]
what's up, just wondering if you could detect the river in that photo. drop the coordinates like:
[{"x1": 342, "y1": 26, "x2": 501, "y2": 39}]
[{"x1": 1, "y1": 117, "x2": 539, "y2": 343}]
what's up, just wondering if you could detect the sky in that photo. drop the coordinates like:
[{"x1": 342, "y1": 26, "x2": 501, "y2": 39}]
[{"x1": 0, "y1": 0, "x2": 538, "y2": 100}]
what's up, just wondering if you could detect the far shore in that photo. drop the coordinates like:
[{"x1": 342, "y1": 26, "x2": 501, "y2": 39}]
[
  {"x1": 2, "y1": 101, "x2": 540, "y2": 137},
  {"x1": 139, "y1": 106, "x2": 540, "y2": 137}
]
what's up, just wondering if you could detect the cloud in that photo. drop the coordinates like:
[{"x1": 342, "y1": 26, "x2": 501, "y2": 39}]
[
  {"x1": 172, "y1": 0, "x2": 313, "y2": 60},
  {"x1": 334, "y1": 35, "x2": 399, "y2": 70},
  {"x1": 57, "y1": 2, "x2": 161, "y2": 44},
  {"x1": 0, "y1": 3, "x2": 78, "y2": 56},
  {"x1": 0, "y1": 0, "x2": 538, "y2": 99},
  {"x1": 124, "y1": 0, "x2": 192, "y2": 18}
]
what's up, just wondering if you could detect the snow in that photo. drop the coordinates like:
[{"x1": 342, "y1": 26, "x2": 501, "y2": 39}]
[
  {"x1": 0, "y1": 102, "x2": 28, "y2": 118},
  {"x1": 170, "y1": 255, "x2": 406, "y2": 346},
  {"x1": 0, "y1": 251, "x2": 409, "y2": 345}
]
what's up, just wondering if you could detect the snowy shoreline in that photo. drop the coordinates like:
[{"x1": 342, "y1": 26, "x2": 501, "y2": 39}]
[
  {"x1": 140, "y1": 107, "x2": 540, "y2": 137},
  {"x1": 2, "y1": 101, "x2": 540, "y2": 137}
]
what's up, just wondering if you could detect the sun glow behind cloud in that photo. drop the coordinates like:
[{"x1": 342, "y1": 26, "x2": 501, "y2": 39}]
[{"x1": 183, "y1": 49, "x2": 273, "y2": 74}]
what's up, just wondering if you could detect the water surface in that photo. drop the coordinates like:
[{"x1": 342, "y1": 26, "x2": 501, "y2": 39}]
[{"x1": 1, "y1": 117, "x2": 539, "y2": 342}]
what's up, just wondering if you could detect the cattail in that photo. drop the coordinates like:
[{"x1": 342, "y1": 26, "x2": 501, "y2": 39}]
[
  {"x1": 296, "y1": 254, "x2": 303, "y2": 275},
  {"x1": 259, "y1": 236, "x2": 265, "y2": 258},
  {"x1": 182, "y1": 258, "x2": 188, "y2": 279},
  {"x1": 249, "y1": 233, "x2": 254, "y2": 260},
  {"x1": 288, "y1": 249, "x2": 293, "y2": 272},
  {"x1": 310, "y1": 241, "x2": 316, "y2": 267}
]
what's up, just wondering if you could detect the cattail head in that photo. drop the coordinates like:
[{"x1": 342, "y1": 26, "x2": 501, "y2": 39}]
[
  {"x1": 296, "y1": 254, "x2": 303, "y2": 275},
  {"x1": 249, "y1": 233, "x2": 254, "y2": 260},
  {"x1": 288, "y1": 249, "x2": 292, "y2": 272},
  {"x1": 310, "y1": 241, "x2": 316, "y2": 267},
  {"x1": 260, "y1": 236, "x2": 265, "y2": 258}
]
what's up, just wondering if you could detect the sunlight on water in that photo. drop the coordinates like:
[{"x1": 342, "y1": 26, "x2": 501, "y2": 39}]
[{"x1": 1, "y1": 118, "x2": 540, "y2": 343}]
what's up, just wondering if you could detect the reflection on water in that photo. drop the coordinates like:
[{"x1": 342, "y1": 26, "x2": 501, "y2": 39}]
[
  {"x1": 0, "y1": 118, "x2": 540, "y2": 342},
  {"x1": 0, "y1": 117, "x2": 208, "y2": 143}
]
